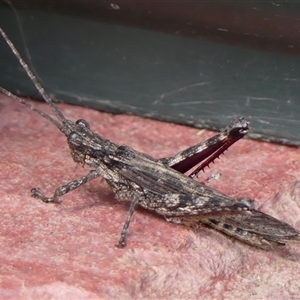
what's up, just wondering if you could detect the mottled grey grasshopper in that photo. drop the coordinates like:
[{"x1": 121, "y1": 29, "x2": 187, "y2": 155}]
[{"x1": 1, "y1": 27, "x2": 299, "y2": 250}]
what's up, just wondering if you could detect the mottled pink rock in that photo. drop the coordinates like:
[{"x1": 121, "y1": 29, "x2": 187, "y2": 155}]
[{"x1": 1, "y1": 94, "x2": 300, "y2": 299}]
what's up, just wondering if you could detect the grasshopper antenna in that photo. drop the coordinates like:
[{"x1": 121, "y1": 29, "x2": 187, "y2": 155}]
[
  {"x1": 0, "y1": 85, "x2": 62, "y2": 128},
  {"x1": 3, "y1": 0, "x2": 42, "y2": 84},
  {"x1": 0, "y1": 27, "x2": 68, "y2": 129}
]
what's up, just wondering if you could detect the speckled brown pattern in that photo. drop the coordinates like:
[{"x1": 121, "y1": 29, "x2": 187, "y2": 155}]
[{"x1": 1, "y1": 94, "x2": 300, "y2": 298}]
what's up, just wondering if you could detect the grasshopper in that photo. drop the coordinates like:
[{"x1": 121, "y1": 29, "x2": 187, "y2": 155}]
[{"x1": 1, "y1": 27, "x2": 299, "y2": 250}]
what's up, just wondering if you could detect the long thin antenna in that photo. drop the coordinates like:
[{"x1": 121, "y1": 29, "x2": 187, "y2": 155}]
[
  {"x1": 0, "y1": 27, "x2": 67, "y2": 124},
  {"x1": 0, "y1": 86, "x2": 62, "y2": 128},
  {"x1": 3, "y1": 0, "x2": 43, "y2": 85}
]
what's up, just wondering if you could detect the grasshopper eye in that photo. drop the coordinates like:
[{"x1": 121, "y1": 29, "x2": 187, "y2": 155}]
[{"x1": 76, "y1": 119, "x2": 90, "y2": 129}]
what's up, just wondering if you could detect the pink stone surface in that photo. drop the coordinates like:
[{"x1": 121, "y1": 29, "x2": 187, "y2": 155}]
[{"x1": 1, "y1": 93, "x2": 300, "y2": 299}]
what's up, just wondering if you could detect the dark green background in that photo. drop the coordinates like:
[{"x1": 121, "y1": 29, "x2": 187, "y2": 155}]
[{"x1": 1, "y1": 1, "x2": 300, "y2": 146}]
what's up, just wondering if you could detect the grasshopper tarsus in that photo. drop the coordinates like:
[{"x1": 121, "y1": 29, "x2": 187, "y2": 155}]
[
  {"x1": 31, "y1": 188, "x2": 60, "y2": 204},
  {"x1": 116, "y1": 240, "x2": 126, "y2": 249}
]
